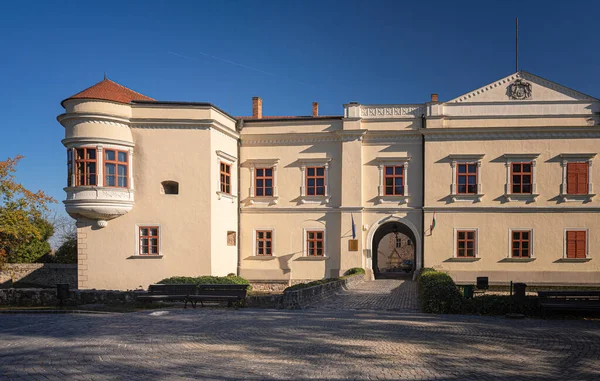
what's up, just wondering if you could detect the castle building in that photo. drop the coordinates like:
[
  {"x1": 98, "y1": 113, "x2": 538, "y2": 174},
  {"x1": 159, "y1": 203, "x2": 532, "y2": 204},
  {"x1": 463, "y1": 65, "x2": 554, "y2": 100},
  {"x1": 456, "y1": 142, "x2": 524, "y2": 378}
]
[{"x1": 57, "y1": 71, "x2": 600, "y2": 290}]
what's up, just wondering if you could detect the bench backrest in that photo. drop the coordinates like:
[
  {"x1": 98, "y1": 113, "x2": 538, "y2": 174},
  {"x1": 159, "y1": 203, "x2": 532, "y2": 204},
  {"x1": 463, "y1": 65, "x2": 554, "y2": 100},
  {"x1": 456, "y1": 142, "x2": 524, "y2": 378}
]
[
  {"x1": 148, "y1": 284, "x2": 197, "y2": 295},
  {"x1": 197, "y1": 284, "x2": 248, "y2": 297},
  {"x1": 538, "y1": 290, "x2": 600, "y2": 299}
]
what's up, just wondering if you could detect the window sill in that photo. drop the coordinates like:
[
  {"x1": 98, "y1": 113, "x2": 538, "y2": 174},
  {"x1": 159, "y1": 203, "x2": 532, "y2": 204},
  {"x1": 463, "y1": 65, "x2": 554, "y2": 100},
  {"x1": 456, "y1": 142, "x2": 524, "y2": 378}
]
[
  {"x1": 248, "y1": 196, "x2": 278, "y2": 205},
  {"x1": 444, "y1": 257, "x2": 480, "y2": 262},
  {"x1": 216, "y1": 191, "x2": 237, "y2": 202},
  {"x1": 499, "y1": 257, "x2": 536, "y2": 263},
  {"x1": 127, "y1": 255, "x2": 164, "y2": 259},
  {"x1": 450, "y1": 194, "x2": 484, "y2": 203},
  {"x1": 245, "y1": 255, "x2": 277, "y2": 260},
  {"x1": 554, "y1": 258, "x2": 592, "y2": 263},
  {"x1": 296, "y1": 256, "x2": 329, "y2": 261},
  {"x1": 377, "y1": 195, "x2": 410, "y2": 205},
  {"x1": 560, "y1": 193, "x2": 595, "y2": 202},
  {"x1": 504, "y1": 194, "x2": 539, "y2": 202},
  {"x1": 299, "y1": 195, "x2": 330, "y2": 205}
]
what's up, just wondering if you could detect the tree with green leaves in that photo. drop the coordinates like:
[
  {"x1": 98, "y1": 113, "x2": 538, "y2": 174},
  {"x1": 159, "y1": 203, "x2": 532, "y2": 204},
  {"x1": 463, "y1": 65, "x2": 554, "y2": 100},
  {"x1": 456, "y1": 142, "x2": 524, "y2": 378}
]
[{"x1": 0, "y1": 155, "x2": 56, "y2": 266}]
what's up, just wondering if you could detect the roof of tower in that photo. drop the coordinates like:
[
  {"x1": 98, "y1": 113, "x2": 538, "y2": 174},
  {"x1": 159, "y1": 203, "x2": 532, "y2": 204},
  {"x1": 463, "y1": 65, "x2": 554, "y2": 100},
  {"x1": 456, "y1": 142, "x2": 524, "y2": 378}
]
[{"x1": 61, "y1": 78, "x2": 154, "y2": 106}]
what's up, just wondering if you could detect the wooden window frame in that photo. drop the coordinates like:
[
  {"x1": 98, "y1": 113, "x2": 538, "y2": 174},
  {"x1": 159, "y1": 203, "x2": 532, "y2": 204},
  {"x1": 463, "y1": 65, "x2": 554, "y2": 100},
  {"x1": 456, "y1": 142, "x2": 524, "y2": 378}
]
[
  {"x1": 104, "y1": 149, "x2": 128, "y2": 188},
  {"x1": 254, "y1": 167, "x2": 274, "y2": 197},
  {"x1": 511, "y1": 230, "x2": 532, "y2": 258},
  {"x1": 455, "y1": 229, "x2": 477, "y2": 258},
  {"x1": 75, "y1": 147, "x2": 97, "y2": 186},
  {"x1": 384, "y1": 165, "x2": 405, "y2": 196},
  {"x1": 220, "y1": 161, "x2": 232, "y2": 194},
  {"x1": 138, "y1": 226, "x2": 160, "y2": 256},
  {"x1": 565, "y1": 229, "x2": 588, "y2": 259},
  {"x1": 456, "y1": 163, "x2": 478, "y2": 194},
  {"x1": 305, "y1": 229, "x2": 325, "y2": 257},
  {"x1": 510, "y1": 162, "x2": 533, "y2": 194},
  {"x1": 566, "y1": 162, "x2": 589, "y2": 195},
  {"x1": 255, "y1": 230, "x2": 273, "y2": 256},
  {"x1": 306, "y1": 166, "x2": 326, "y2": 196}
]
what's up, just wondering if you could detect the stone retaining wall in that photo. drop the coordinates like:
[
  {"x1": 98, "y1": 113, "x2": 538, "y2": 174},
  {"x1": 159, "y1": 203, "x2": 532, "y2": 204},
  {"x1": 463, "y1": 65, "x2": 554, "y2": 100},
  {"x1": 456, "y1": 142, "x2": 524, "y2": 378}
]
[
  {"x1": 0, "y1": 264, "x2": 77, "y2": 289},
  {"x1": 282, "y1": 273, "x2": 365, "y2": 309}
]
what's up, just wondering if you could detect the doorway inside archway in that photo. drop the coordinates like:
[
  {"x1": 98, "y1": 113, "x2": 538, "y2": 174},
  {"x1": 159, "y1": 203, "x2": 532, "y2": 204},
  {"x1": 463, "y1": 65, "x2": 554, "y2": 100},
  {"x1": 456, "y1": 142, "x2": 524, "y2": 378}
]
[{"x1": 371, "y1": 221, "x2": 417, "y2": 279}]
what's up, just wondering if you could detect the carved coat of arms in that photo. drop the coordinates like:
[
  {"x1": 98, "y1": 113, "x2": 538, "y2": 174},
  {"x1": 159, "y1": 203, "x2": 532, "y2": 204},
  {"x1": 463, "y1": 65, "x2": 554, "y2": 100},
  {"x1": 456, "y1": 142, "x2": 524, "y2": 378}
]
[{"x1": 509, "y1": 79, "x2": 532, "y2": 100}]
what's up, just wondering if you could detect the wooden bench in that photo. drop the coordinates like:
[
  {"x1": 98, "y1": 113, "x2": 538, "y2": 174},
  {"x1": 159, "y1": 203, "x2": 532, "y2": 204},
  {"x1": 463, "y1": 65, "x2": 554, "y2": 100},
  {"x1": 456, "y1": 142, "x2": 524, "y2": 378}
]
[
  {"x1": 538, "y1": 290, "x2": 600, "y2": 317},
  {"x1": 136, "y1": 284, "x2": 198, "y2": 308},
  {"x1": 187, "y1": 284, "x2": 248, "y2": 308}
]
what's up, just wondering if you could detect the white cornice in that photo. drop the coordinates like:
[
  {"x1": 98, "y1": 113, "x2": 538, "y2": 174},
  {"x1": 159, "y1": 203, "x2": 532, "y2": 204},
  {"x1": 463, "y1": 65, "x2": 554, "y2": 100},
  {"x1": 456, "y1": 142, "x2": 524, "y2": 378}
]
[
  {"x1": 424, "y1": 127, "x2": 600, "y2": 141},
  {"x1": 62, "y1": 137, "x2": 135, "y2": 148},
  {"x1": 423, "y1": 206, "x2": 600, "y2": 213}
]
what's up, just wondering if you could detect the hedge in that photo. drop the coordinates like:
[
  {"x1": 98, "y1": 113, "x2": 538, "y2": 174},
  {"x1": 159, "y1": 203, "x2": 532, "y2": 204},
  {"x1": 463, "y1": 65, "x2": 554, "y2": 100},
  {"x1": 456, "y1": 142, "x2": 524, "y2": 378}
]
[
  {"x1": 157, "y1": 275, "x2": 251, "y2": 290},
  {"x1": 417, "y1": 268, "x2": 540, "y2": 317},
  {"x1": 284, "y1": 268, "x2": 366, "y2": 292},
  {"x1": 344, "y1": 267, "x2": 366, "y2": 276}
]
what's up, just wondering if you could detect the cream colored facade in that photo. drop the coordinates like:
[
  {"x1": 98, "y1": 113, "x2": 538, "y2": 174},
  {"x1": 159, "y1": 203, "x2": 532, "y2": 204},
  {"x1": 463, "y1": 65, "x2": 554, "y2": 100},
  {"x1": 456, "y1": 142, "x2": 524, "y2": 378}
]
[{"x1": 58, "y1": 71, "x2": 600, "y2": 290}]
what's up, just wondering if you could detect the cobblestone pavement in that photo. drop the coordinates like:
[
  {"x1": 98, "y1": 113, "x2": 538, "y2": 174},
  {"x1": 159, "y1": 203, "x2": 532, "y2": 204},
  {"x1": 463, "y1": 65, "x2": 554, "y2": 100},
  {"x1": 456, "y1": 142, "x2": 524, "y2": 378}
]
[
  {"x1": 308, "y1": 279, "x2": 419, "y2": 311},
  {"x1": 1, "y1": 309, "x2": 599, "y2": 380}
]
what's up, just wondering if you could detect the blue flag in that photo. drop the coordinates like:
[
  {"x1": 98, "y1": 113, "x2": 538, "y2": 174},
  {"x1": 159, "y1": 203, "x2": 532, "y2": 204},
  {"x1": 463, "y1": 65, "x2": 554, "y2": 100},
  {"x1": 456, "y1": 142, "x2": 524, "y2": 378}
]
[{"x1": 351, "y1": 214, "x2": 356, "y2": 239}]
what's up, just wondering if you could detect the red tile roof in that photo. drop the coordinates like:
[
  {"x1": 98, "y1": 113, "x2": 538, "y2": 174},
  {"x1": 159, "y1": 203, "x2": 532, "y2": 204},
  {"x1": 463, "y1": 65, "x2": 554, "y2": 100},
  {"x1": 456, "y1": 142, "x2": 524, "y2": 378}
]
[
  {"x1": 236, "y1": 115, "x2": 342, "y2": 121},
  {"x1": 61, "y1": 78, "x2": 154, "y2": 106}
]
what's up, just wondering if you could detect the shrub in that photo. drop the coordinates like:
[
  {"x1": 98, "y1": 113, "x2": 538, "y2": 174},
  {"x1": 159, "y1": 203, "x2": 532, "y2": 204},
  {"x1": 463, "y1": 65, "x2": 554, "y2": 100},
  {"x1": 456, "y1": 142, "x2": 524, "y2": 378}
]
[
  {"x1": 344, "y1": 267, "x2": 365, "y2": 276},
  {"x1": 284, "y1": 278, "x2": 339, "y2": 292},
  {"x1": 54, "y1": 232, "x2": 77, "y2": 264},
  {"x1": 157, "y1": 275, "x2": 251, "y2": 290},
  {"x1": 6, "y1": 218, "x2": 54, "y2": 263},
  {"x1": 417, "y1": 268, "x2": 462, "y2": 314}
]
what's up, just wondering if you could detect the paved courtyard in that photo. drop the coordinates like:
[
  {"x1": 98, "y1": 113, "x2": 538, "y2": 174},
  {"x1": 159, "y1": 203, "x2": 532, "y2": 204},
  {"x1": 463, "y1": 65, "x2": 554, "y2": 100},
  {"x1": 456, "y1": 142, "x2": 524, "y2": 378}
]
[
  {"x1": 1, "y1": 308, "x2": 599, "y2": 380},
  {"x1": 308, "y1": 279, "x2": 419, "y2": 311}
]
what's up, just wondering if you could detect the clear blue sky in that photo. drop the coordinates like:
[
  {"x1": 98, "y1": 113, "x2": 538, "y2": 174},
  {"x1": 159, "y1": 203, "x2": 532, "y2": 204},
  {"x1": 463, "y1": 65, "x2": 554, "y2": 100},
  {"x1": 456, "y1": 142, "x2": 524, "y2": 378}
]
[{"x1": 1, "y1": 0, "x2": 598, "y2": 217}]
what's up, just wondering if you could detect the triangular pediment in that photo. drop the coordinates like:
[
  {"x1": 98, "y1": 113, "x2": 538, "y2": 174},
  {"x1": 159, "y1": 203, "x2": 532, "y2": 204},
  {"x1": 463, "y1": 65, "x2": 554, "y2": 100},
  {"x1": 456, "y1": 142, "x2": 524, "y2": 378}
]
[{"x1": 448, "y1": 71, "x2": 598, "y2": 103}]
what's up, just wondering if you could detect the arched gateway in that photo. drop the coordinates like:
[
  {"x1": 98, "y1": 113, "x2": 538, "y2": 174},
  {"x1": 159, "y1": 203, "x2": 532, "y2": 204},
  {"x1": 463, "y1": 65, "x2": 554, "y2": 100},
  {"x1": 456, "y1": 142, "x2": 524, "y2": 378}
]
[{"x1": 365, "y1": 217, "x2": 422, "y2": 280}]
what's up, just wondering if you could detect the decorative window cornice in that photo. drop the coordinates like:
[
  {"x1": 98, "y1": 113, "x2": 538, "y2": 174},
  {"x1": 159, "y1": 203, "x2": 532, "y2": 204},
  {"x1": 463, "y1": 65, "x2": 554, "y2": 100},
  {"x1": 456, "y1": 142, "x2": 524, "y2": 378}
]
[
  {"x1": 216, "y1": 150, "x2": 237, "y2": 163},
  {"x1": 299, "y1": 159, "x2": 331, "y2": 204},
  {"x1": 559, "y1": 154, "x2": 595, "y2": 202},
  {"x1": 376, "y1": 157, "x2": 411, "y2": 204},
  {"x1": 503, "y1": 154, "x2": 540, "y2": 202},
  {"x1": 449, "y1": 156, "x2": 484, "y2": 202}
]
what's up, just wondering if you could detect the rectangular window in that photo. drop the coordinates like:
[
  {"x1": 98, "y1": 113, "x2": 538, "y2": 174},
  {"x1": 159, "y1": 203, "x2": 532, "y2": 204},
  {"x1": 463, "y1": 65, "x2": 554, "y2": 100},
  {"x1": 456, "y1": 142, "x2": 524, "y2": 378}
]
[
  {"x1": 67, "y1": 149, "x2": 73, "y2": 187},
  {"x1": 567, "y1": 163, "x2": 589, "y2": 195},
  {"x1": 220, "y1": 162, "x2": 231, "y2": 194},
  {"x1": 306, "y1": 166, "x2": 325, "y2": 196},
  {"x1": 139, "y1": 226, "x2": 159, "y2": 255},
  {"x1": 456, "y1": 230, "x2": 476, "y2": 257},
  {"x1": 255, "y1": 167, "x2": 274, "y2": 197},
  {"x1": 511, "y1": 230, "x2": 531, "y2": 258},
  {"x1": 395, "y1": 237, "x2": 402, "y2": 248},
  {"x1": 75, "y1": 147, "x2": 97, "y2": 186},
  {"x1": 511, "y1": 162, "x2": 532, "y2": 194},
  {"x1": 457, "y1": 163, "x2": 477, "y2": 194},
  {"x1": 306, "y1": 230, "x2": 324, "y2": 256},
  {"x1": 384, "y1": 165, "x2": 405, "y2": 196},
  {"x1": 256, "y1": 230, "x2": 273, "y2": 256},
  {"x1": 566, "y1": 230, "x2": 587, "y2": 258},
  {"x1": 105, "y1": 149, "x2": 128, "y2": 188}
]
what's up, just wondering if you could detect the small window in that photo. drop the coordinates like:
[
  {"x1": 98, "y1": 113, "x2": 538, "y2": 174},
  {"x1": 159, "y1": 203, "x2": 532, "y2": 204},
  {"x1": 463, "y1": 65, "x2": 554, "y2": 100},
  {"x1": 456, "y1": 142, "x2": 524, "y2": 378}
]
[
  {"x1": 67, "y1": 149, "x2": 73, "y2": 187},
  {"x1": 306, "y1": 166, "x2": 326, "y2": 196},
  {"x1": 567, "y1": 163, "x2": 589, "y2": 195},
  {"x1": 395, "y1": 237, "x2": 402, "y2": 248},
  {"x1": 220, "y1": 162, "x2": 231, "y2": 194},
  {"x1": 511, "y1": 163, "x2": 532, "y2": 194},
  {"x1": 384, "y1": 165, "x2": 405, "y2": 196},
  {"x1": 139, "y1": 226, "x2": 159, "y2": 255},
  {"x1": 105, "y1": 149, "x2": 128, "y2": 188},
  {"x1": 511, "y1": 230, "x2": 531, "y2": 258},
  {"x1": 456, "y1": 230, "x2": 476, "y2": 257},
  {"x1": 161, "y1": 181, "x2": 179, "y2": 195},
  {"x1": 75, "y1": 147, "x2": 97, "y2": 186},
  {"x1": 255, "y1": 167, "x2": 274, "y2": 197},
  {"x1": 256, "y1": 230, "x2": 273, "y2": 256},
  {"x1": 566, "y1": 230, "x2": 587, "y2": 258},
  {"x1": 457, "y1": 163, "x2": 477, "y2": 194},
  {"x1": 306, "y1": 230, "x2": 325, "y2": 256}
]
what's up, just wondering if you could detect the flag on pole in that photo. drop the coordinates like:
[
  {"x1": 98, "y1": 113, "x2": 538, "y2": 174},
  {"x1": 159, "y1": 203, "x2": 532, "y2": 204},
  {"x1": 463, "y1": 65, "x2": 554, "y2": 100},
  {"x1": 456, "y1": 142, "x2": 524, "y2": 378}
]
[
  {"x1": 430, "y1": 211, "x2": 436, "y2": 233},
  {"x1": 351, "y1": 213, "x2": 356, "y2": 239}
]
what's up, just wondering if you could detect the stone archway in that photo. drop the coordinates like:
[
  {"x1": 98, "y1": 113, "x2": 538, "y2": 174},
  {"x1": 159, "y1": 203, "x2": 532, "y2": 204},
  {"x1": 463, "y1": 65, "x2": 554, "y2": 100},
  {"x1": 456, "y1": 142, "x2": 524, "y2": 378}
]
[{"x1": 366, "y1": 216, "x2": 422, "y2": 280}]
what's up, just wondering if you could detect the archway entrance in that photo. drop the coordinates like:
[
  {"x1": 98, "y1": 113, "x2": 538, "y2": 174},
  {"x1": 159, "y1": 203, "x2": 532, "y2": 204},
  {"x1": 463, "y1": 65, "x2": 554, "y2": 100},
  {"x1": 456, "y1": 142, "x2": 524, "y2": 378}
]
[{"x1": 371, "y1": 221, "x2": 418, "y2": 279}]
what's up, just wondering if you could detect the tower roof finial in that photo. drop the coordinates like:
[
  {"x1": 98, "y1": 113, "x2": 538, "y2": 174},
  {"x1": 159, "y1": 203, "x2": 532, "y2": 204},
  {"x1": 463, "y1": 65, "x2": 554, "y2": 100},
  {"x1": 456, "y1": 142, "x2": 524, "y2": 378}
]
[{"x1": 104, "y1": 72, "x2": 107, "y2": 80}]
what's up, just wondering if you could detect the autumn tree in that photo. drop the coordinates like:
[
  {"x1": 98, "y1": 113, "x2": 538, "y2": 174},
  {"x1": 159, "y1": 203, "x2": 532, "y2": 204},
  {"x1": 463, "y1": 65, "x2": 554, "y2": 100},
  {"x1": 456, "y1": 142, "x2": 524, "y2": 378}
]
[{"x1": 0, "y1": 155, "x2": 56, "y2": 266}]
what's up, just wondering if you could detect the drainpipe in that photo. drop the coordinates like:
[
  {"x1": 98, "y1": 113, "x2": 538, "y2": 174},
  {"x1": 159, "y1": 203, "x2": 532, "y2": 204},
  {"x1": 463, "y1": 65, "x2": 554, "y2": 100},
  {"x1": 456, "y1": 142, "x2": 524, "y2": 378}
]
[
  {"x1": 237, "y1": 120, "x2": 243, "y2": 276},
  {"x1": 419, "y1": 113, "x2": 426, "y2": 279}
]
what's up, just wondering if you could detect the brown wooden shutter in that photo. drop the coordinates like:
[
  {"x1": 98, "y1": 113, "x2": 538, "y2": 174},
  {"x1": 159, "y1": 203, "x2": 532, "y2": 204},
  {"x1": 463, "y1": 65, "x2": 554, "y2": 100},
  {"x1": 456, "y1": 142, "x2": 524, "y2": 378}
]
[
  {"x1": 567, "y1": 163, "x2": 578, "y2": 194},
  {"x1": 575, "y1": 231, "x2": 587, "y2": 258},
  {"x1": 566, "y1": 231, "x2": 577, "y2": 258},
  {"x1": 577, "y1": 163, "x2": 588, "y2": 194}
]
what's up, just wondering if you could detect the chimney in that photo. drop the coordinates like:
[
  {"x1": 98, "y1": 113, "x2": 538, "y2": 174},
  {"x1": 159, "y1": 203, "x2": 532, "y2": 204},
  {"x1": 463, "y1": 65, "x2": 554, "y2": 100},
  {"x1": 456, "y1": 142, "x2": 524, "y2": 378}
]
[
  {"x1": 431, "y1": 94, "x2": 439, "y2": 102},
  {"x1": 312, "y1": 102, "x2": 319, "y2": 117},
  {"x1": 252, "y1": 96, "x2": 262, "y2": 119}
]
